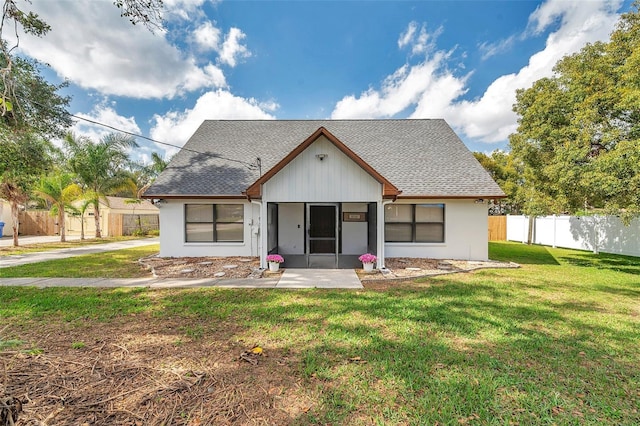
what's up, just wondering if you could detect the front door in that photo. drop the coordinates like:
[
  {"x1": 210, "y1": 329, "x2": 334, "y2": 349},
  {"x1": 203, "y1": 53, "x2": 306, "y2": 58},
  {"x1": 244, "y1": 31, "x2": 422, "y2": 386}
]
[{"x1": 307, "y1": 204, "x2": 338, "y2": 268}]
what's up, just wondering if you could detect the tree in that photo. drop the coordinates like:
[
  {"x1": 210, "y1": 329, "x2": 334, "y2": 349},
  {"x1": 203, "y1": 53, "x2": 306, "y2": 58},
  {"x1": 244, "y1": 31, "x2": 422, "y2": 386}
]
[
  {"x1": 65, "y1": 132, "x2": 138, "y2": 238},
  {"x1": 75, "y1": 196, "x2": 93, "y2": 241},
  {"x1": 473, "y1": 150, "x2": 522, "y2": 214},
  {"x1": 111, "y1": 152, "x2": 169, "y2": 199},
  {"x1": 509, "y1": 3, "x2": 640, "y2": 224},
  {"x1": 0, "y1": 52, "x2": 72, "y2": 137},
  {"x1": 33, "y1": 172, "x2": 81, "y2": 242},
  {"x1": 0, "y1": 130, "x2": 53, "y2": 245}
]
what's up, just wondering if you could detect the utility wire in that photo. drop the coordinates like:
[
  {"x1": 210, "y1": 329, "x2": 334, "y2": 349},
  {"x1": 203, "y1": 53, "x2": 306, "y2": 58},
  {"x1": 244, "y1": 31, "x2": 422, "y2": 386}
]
[{"x1": 71, "y1": 113, "x2": 259, "y2": 170}]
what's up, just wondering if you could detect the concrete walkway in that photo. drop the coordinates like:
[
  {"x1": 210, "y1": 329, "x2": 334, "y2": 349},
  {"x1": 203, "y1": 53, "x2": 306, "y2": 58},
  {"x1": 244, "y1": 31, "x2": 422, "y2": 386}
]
[
  {"x1": 0, "y1": 238, "x2": 159, "y2": 268},
  {"x1": 0, "y1": 270, "x2": 362, "y2": 289},
  {"x1": 0, "y1": 276, "x2": 282, "y2": 288},
  {"x1": 277, "y1": 269, "x2": 362, "y2": 289},
  {"x1": 0, "y1": 234, "x2": 82, "y2": 247}
]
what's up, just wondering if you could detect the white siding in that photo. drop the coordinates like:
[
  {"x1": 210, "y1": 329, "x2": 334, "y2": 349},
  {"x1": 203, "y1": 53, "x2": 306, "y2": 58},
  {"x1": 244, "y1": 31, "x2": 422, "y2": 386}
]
[
  {"x1": 342, "y1": 203, "x2": 369, "y2": 255},
  {"x1": 263, "y1": 136, "x2": 382, "y2": 202},
  {"x1": 384, "y1": 199, "x2": 489, "y2": 260},
  {"x1": 278, "y1": 203, "x2": 304, "y2": 254},
  {"x1": 158, "y1": 199, "x2": 259, "y2": 257}
]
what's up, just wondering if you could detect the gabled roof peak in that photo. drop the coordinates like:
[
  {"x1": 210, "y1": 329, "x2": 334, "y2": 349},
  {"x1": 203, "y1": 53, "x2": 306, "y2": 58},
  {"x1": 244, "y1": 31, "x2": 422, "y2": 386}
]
[{"x1": 245, "y1": 126, "x2": 400, "y2": 199}]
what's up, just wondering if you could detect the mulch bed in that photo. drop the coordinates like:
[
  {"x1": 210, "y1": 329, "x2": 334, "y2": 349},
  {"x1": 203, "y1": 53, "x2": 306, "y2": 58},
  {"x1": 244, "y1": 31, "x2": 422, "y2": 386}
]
[{"x1": 139, "y1": 256, "x2": 262, "y2": 279}]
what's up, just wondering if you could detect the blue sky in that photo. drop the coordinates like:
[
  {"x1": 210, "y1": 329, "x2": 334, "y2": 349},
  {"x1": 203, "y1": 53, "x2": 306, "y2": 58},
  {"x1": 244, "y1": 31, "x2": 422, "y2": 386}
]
[{"x1": 13, "y1": 0, "x2": 632, "y2": 163}]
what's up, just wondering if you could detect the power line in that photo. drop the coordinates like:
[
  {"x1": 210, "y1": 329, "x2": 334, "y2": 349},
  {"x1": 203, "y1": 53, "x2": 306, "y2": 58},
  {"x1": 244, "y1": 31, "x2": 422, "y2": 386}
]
[{"x1": 71, "y1": 113, "x2": 259, "y2": 170}]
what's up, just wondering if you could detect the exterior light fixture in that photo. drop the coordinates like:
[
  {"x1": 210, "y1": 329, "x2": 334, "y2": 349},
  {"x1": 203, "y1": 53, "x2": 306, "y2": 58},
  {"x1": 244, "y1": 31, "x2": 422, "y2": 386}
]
[{"x1": 316, "y1": 154, "x2": 327, "y2": 161}]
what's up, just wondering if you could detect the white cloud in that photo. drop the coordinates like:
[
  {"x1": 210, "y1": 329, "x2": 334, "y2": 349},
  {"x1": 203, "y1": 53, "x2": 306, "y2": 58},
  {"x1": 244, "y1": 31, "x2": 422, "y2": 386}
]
[
  {"x1": 398, "y1": 22, "x2": 417, "y2": 49},
  {"x1": 478, "y1": 35, "x2": 517, "y2": 60},
  {"x1": 332, "y1": 52, "x2": 464, "y2": 119},
  {"x1": 218, "y1": 28, "x2": 251, "y2": 67},
  {"x1": 13, "y1": 0, "x2": 227, "y2": 99},
  {"x1": 163, "y1": 0, "x2": 212, "y2": 21},
  {"x1": 73, "y1": 104, "x2": 141, "y2": 143},
  {"x1": 398, "y1": 21, "x2": 441, "y2": 55},
  {"x1": 150, "y1": 90, "x2": 275, "y2": 155},
  {"x1": 447, "y1": 0, "x2": 622, "y2": 142},
  {"x1": 332, "y1": 0, "x2": 623, "y2": 144},
  {"x1": 193, "y1": 21, "x2": 221, "y2": 51}
]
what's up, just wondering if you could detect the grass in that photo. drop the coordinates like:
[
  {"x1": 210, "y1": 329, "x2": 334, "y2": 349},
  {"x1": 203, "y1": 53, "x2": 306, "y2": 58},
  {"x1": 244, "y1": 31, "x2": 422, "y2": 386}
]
[
  {"x1": 0, "y1": 245, "x2": 159, "y2": 278},
  {"x1": 1, "y1": 242, "x2": 639, "y2": 424},
  {"x1": 0, "y1": 236, "x2": 148, "y2": 256}
]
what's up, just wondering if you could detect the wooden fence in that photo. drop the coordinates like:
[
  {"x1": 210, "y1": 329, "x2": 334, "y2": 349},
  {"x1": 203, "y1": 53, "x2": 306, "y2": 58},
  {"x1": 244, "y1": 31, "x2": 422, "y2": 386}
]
[
  {"x1": 18, "y1": 211, "x2": 159, "y2": 237},
  {"x1": 18, "y1": 211, "x2": 57, "y2": 236},
  {"x1": 488, "y1": 216, "x2": 507, "y2": 241}
]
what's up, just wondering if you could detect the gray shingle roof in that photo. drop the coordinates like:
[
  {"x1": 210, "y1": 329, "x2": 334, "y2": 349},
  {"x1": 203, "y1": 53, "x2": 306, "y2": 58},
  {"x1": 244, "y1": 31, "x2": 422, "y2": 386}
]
[{"x1": 145, "y1": 119, "x2": 505, "y2": 198}]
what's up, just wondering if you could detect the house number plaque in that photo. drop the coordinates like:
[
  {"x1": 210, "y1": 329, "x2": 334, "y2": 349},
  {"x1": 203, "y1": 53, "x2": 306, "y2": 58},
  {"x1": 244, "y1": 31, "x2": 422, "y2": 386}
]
[{"x1": 343, "y1": 212, "x2": 367, "y2": 222}]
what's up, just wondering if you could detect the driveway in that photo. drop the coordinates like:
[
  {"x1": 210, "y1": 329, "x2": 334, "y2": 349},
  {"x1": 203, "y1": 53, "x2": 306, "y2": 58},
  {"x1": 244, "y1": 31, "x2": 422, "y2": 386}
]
[
  {"x1": 0, "y1": 238, "x2": 159, "y2": 268},
  {"x1": 0, "y1": 234, "x2": 82, "y2": 247}
]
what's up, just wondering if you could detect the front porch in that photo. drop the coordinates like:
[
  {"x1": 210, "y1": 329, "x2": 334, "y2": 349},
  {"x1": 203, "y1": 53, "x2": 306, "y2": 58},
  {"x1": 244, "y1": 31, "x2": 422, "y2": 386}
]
[{"x1": 263, "y1": 202, "x2": 380, "y2": 269}]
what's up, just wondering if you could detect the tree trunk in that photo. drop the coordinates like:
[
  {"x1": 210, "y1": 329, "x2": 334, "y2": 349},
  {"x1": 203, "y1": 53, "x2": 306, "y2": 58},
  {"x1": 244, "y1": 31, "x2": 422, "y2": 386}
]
[
  {"x1": 10, "y1": 200, "x2": 19, "y2": 247},
  {"x1": 94, "y1": 202, "x2": 102, "y2": 238},
  {"x1": 58, "y1": 209, "x2": 66, "y2": 242},
  {"x1": 80, "y1": 212, "x2": 85, "y2": 240},
  {"x1": 527, "y1": 215, "x2": 535, "y2": 245}
]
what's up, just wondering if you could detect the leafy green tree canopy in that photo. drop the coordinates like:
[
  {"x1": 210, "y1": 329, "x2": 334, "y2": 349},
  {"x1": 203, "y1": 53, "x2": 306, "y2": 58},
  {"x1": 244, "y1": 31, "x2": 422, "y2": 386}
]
[{"x1": 509, "y1": 2, "x2": 640, "y2": 223}]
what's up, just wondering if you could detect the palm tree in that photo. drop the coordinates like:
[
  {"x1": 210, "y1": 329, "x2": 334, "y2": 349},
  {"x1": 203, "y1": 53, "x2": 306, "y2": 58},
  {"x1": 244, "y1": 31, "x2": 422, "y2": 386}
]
[
  {"x1": 115, "y1": 152, "x2": 169, "y2": 199},
  {"x1": 65, "y1": 132, "x2": 138, "y2": 238},
  {"x1": 33, "y1": 172, "x2": 81, "y2": 242},
  {"x1": 76, "y1": 196, "x2": 93, "y2": 240}
]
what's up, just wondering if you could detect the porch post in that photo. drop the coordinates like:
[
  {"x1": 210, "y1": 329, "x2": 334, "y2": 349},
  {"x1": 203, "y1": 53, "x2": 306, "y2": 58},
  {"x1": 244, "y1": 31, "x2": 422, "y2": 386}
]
[
  {"x1": 252, "y1": 200, "x2": 267, "y2": 269},
  {"x1": 377, "y1": 200, "x2": 385, "y2": 269}
]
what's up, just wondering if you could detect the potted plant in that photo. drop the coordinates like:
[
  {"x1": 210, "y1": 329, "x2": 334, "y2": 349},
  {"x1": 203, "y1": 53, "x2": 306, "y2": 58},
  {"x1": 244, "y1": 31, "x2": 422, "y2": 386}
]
[
  {"x1": 358, "y1": 253, "x2": 377, "y2": 272},
  {"x1": 266, "y1": 254, "x2": 284, "y2": 272}
]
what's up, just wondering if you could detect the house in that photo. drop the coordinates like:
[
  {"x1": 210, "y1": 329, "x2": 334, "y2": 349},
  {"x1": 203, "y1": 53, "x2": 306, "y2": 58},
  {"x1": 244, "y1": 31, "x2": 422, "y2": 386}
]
[
  {"x1": 66, "y1": 196, "x2": 159, "y2": 237},
  {"x1": 0, "y1": 198, "x2": 12, "y2": 237},
  {"x1": 143, "y1": 120, "x2": 505, "y2": 269}
]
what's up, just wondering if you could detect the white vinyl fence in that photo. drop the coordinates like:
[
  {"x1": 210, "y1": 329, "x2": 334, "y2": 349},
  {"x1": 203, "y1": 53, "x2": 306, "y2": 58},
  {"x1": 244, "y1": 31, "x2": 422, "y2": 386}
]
[{"x1": 507, "y1": 215, "x2": 640, "y2": 257}]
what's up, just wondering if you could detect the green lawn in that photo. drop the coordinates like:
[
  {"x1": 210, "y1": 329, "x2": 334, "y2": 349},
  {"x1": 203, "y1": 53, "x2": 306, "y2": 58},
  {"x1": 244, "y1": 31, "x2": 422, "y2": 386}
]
[
  {"x1": 0, "y1": 236, "x2": 148, "y2": 256},
  {"x1": 1, "y1": 242, "x2": 639, "y2": 424},
  {"x1": 0, "y1": 244, "x2": 159, "y2": 277}
]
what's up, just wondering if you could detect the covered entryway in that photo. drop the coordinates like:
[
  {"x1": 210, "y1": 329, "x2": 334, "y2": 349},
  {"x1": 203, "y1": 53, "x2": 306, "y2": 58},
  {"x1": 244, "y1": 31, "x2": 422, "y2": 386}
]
[{"x1": 265, "y1": 202, "x2": 376, "y2": 269}]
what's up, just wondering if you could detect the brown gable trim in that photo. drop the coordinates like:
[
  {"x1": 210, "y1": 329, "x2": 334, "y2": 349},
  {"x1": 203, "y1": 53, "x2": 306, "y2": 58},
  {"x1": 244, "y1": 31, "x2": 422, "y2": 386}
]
[{"x1": 245, "y1": 127, "x2": 401, "y2": 199}]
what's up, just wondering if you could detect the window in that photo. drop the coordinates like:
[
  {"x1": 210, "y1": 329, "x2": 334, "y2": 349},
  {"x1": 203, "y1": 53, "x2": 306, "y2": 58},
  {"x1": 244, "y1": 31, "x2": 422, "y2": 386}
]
[
  {"x1": 384, "y1": 204, "x2": 444, "y2": 243},
  {"x1": 185, "y1": 204, "x2": 244, "y2": 242}
]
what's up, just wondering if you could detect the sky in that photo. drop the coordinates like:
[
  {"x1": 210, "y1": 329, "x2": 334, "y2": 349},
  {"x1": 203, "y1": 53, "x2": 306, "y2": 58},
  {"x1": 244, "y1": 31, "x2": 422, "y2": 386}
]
[{"x1": 9, "y1": 0, "x2": 634, "y2": 163}]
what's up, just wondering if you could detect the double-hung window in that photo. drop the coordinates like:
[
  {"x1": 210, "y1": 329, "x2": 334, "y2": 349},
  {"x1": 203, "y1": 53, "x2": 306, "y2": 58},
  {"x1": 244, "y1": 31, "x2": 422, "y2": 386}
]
[
  {"x1": 384, "y1": 204, "x2": 445, "y2": 243},
  {"x1": 185, "y1": 204, "x2": 244, "y2": 242}
]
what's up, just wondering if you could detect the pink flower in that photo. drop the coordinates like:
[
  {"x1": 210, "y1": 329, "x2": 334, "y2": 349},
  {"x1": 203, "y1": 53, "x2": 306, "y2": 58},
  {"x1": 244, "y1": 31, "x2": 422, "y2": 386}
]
[
  {"x1": 266, "y1": 254, "x2": 284, "y2": 263},
  {"x1": 358, "y1": 253, "x2": 377, "y2": 264}
]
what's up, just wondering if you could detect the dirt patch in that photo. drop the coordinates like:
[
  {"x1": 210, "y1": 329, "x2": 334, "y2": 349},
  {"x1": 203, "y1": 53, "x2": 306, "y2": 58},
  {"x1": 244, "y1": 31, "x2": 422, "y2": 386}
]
[
  {"x1": 140, "y1": 256, "x2": 262, "y2": 279},
  {"x1": 1, "y1": 318, "x2": 314, "y2": 425}
]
